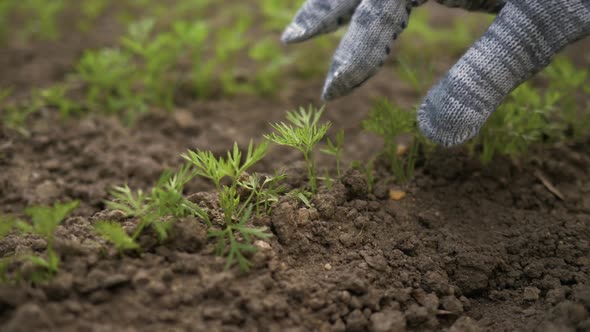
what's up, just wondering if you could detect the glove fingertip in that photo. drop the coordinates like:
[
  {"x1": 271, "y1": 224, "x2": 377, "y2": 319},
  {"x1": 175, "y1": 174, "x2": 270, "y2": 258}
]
[{"x1": 280, "y1": 23, "x2": 309, "y2": 44}]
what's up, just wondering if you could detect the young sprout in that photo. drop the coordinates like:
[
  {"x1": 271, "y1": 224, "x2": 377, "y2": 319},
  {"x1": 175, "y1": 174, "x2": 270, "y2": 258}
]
[
  {"x1": 363, "y1": 99, "x2": 420, "y2": 184},
  {"x1": 321, "y1": 128, "x2": 344, "y2": 179},
  {"x1": 472, "y1": 82, "x2": 560, "y2": 164},
  {"x1": 350, "y1": 159, "x2": 375, "y2": 194},
  {"x1": 208, "y1": 204, "x2": 271, "y2": 271},
  {"x1": 265, "y1": 105, "x2": 331, "y2": 193},
  {"x1": 14, "y1": 200, "x2": 79, "y2": 281},
  {"x1": 94, "y1": 221, "x2": 140, "y2": 253},
  {"x1": 182, "y1": 141, "x2": 273, "y2": 271},
  {"x1": 103, "y1": 164, "x2": 209, "y2": 244},
  {"x1": 395, "y1": 55, "x2": 435, "y2": 95},
  {"x1": 238, "y1": 172, "x2": 287, "y2": 216}
]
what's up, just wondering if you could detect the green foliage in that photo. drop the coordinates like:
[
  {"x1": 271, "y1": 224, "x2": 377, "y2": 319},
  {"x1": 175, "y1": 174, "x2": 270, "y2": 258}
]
[
  {"x1": 78, "y1": 0, "x2": 110, "y2": 32},
  {"x1": 395, "y1": 55, "x2": 435, "y2": 95},
  {"x1": 0, "y1": 214, "x2": 17, "y2": 238},
  {"x1": 76, "y1": 48, "x2": 143, "y2": 123},
  {"x1": 3, "y1": 201, "x2": 80, "y2": 282},
  {"x1": 105, "y1": 164, "x2": 208, "y2": 243},
  {"x1": 363, "y1": 99, "x2": 422, "y2": 183},
  {"x1": 0, "y1": 0, "x2": 65, "y2": 42},
  {"x1": 2, "y1": 0, "x2": 339, "y2": 129},
  {"x1": 94, "y1": 221, "x2": 140, "y2": 253},
  {"x1": 400, "y1": 10, "x2": 491, "y2": 60},
  {"x1": 249, "y1": 38, "x2": 295, "y2": 96},
  {"x1": 182, "y1": 141, "x2": 273, "y2": 271},
  {"x1": 321, "y1": 129, "x2": 345, "y2": 179},
  {"x1": 36, "y1": 85, "x2": 81, "y2": 119},
  {"x1": 183, "y1": 141, "x2": 269, "y2": 191},
  {"x1": 238, "y1": 172, "x2": 287, "y2": 216},
  {"x1": 265, "y1": 106, "x2": 331, "y2": 193},
  {"x1": 470, "y1": 82, "x2": 560, "y2": 164},
  {"x1": 208, "y1": 204, "x2": 271, "y2": 271},
  {"x1": 542, "y1": 56, "x2": 590, "y2": 139},
  {"x1": 76, "y1": 18, "x2": 209, "y2": 123},
  {"x1": 291, "y1": 190, "x2": 313, "y2": 209},
  {"x1": 350, "y1": 159, "x2": 375, "y2": 194},
  {"x1": 470, "y1": 57, "x2": 590, "y2": 164},
  {"x1": 19, "y1": 201, "x2": 79, "y2": 240}
]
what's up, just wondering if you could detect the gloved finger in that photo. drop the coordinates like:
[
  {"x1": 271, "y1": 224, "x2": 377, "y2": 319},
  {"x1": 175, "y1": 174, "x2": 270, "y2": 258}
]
[
  {"x1": 281, "y1": 0, "x2": 362, "y2": 44},
  {"x1": 417, "y1": 0, "x2": 590, "y2": 147},
  {"x1": 434, "y1": 0, "x2": 505, "y2": 13},
  {"x1": 322, "y1": 0, "x2": 427, "y2": 101}
]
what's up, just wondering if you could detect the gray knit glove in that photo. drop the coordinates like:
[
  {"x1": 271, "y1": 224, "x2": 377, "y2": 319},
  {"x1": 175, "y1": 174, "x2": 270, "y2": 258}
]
[{"x1": 282, "y1": 0, "x2": 590, "y2": 147}]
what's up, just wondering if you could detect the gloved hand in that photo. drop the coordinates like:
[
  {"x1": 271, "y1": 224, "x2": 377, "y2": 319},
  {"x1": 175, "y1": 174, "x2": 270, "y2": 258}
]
[{"x1": 281, "y1": 0, "x2": 590, "y2": 147}]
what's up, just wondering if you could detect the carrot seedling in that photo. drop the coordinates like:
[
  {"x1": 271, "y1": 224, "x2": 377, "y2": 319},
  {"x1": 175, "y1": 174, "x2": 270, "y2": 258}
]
[
  {"x1": 265, "y1": 105, "x2": 331, "y2": 193},
  {"x1": 363, "y1": 99, "x2": 421, "y2": 184},
  {"x1": 13, "y1": 200, "x2": 79, "y2": 282},
  {"x1": 471, "y1": 82, "x2": 561, "y2": 164},
  {"x1": 238, "y1": 172, "x2": 287, "y2": 216},
  {"x1": 182, "y1": 141, "x2": 273, "y2": 271},
  {"x1": 321, "y1": 128, "x2": 344, "y2": 179},
  {"x1": 94, "y1": 221, "x2": 140, "y2": 253},
  {"x1": 104, "y1": 164, "x2": 209, "y2": 244}
]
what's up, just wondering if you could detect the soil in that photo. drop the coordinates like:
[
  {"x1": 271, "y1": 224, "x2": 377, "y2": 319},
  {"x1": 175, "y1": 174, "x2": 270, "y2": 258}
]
[{"x1": 1, "y1": 3, "x2": 590, "y2": 332}]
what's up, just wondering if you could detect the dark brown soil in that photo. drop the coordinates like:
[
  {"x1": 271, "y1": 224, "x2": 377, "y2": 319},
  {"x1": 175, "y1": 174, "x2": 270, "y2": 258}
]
[{"x1": 1, "y1": 3, "x2": 590, "y2": 332}]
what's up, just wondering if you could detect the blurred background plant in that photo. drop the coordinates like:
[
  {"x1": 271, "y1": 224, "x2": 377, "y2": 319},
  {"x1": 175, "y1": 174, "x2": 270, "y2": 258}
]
[{"x1": 0, "y1": 0, "x2": 492, "y2": 126}]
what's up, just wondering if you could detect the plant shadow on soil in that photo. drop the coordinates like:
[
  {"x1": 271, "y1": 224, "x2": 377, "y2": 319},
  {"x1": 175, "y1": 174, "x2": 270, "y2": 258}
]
[{"x1": 1, "y1": 5, "x2": 590, "y2": 332}]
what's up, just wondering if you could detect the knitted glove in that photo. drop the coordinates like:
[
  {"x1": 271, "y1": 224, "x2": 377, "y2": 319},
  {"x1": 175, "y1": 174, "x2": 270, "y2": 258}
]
[
  {"x1": 419, "y1": 0, "x2": 590, "y2": 146},
  {"x1": 282, "y1": 0, "x2": 590, "y2": 147}
]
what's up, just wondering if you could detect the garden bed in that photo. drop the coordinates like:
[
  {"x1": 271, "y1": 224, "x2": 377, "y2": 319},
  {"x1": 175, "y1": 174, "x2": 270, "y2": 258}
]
[{"x1": 1, "y1": 2, "x2": 590, "y2": 331}]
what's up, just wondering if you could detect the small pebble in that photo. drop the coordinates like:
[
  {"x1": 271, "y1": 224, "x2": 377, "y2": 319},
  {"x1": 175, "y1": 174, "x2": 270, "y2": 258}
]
[
  {"x1": 389, "y1": 190, "x2": 406, "y2": 201},
  {"x1": 324, "y1": 263, "x2": 332, "y2": 271},
  {"x1": 254, "y1": 240, "x2": 271, "y2": 250}
]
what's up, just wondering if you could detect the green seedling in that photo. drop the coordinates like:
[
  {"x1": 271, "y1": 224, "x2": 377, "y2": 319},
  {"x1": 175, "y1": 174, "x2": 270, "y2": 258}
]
[
  {"x1": 1, "y1": 88, "x2": 37, "y2": 136},
  {"x1": 258, "y1": 0, "x2": 301, "y2": 30},
  {"x1": 395, "y1": 55, "x2": 435, "y2": 95},
  {"x1": 94, "y1": 221, "x2": 140, "y2": 253},
  {"x1": 291, "y1": 189, "x2": 313, "y2": 209},
  {"x1": 207, "y1": 8, "x2": 253, "y2": 96},
  {"x1": 76, "y1": 48, "x2": 144, "y2": 123},
  {"x1": 543, "y1": 56, "x2": 590, "y2": 139},
  {"x1": 76, "y1": 17, "x2": 210, "y2": 121},
  {"x1": 12, "y1": 201, "x2": 79, "y2": 282},
  {"x1": 249, "y1": 37, "x2": 294, "y2": 96},
  {"x1": 20, "y1": 0, "x2": 65, "y2": 41},
  {"x1": 2, "y1": 85, "x2": 80, "y2": 134},
  {"x1": 350, "y1": 159, "x2": 375, "y2": 194},
  {"x1": 182, "y1": 141, "x2": 273, "y2": 270},
  {"x1": 123, "y1": 19, "x2": 208, "y2": 108},
  {"x1": 78, "y1": 0, "x2": 110, "y2": 32},
  {"x1": 35, "y1": 85, "x2": 81, "y2": 119},
  {"x1": 0, "y1": 0, "x2": 66, "y2": 43},
  {"x1": 470, "y1": 57, "x2": 589, "y2": 164},
  {"x1": 400, "y1": 10, "x2": 491, "y2": 60},
  {"x1": 321, "y1": 128, "x2": 344, "y2": 179},
  {"x1": 265, "y1": 106, "x2": 331, "y2": 193},
  {"x1": 238, "y1": 172, "x2": 287, "y2": 216},
  {"x1": 0, "y1": 214, "x2": 17, "y2": 238},
  {"x1": 363, "y1": 99, "x2": 421, "y2": 184},
  {"x1": 472, "y1": 82, "x2": 560, "y2": 164},
  {"x1": 104, "y1": 164, "x2": 209, "y2": 244}
]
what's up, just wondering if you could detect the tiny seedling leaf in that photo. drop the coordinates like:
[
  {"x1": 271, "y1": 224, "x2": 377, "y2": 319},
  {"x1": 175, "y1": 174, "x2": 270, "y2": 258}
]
[{"x1": 94, "y1": 221, "x2": 139, "y2": 252}]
